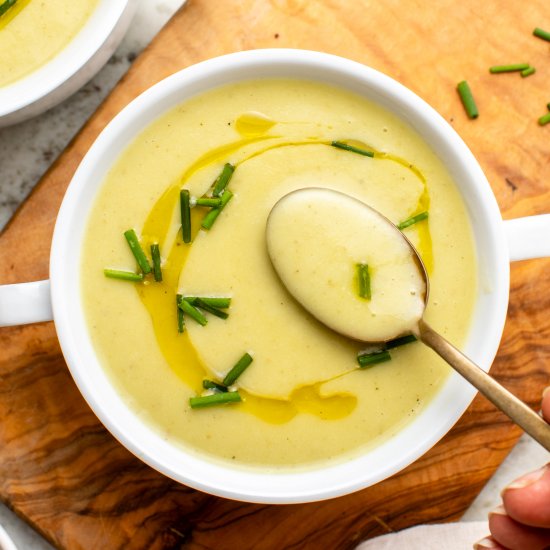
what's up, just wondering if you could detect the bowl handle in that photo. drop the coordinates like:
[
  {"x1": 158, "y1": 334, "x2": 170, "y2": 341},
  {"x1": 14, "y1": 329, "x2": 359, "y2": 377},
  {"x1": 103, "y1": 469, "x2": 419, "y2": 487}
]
[
  {"x1": 0, "y1": 280, "x2": 53, "y2": 327},
  {"x1": 504, "y1": 214, "x2": 550, "y2": 262}
]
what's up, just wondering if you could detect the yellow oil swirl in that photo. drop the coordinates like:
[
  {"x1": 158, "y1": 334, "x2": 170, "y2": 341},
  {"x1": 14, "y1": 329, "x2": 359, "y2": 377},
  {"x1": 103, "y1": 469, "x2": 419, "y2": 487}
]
[{"x1": 137, "y1": 114, "x2": 432, "y2": 424}]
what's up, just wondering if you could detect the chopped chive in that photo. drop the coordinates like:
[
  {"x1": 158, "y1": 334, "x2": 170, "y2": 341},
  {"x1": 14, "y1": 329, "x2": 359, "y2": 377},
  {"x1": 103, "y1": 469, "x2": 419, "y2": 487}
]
[
  {"x1": 385, "y1": 334, "x2": 417, "y2": 349},
  {"x1": 103, "y1": 269, "x2": 143, "y2": 282},
  {"x1": 203, "y1": 379, "x2": 228, "y2": 393},
  {"x1": 201, "y1": 189, "x2": 233, "y2": 230},
  {"x1": 357, "y1": 350, "x2": 391, "y2": 368},
  {"x1": 212, "y1": 163, "x2": 235, "y2": 197},
  {"x1": 533, "y1": 27, "x2": 550, "y2": 42},
  {"x1": 194, "y1": 298, "x2": 229, "y2": 319},
  {"x1": 489, "y1": 63, "x2": 530, "y2": 73},
  {"x1": 123, "y1": 229, "x2": 151, "y2": 274},
  {"x1": 176, "y1": 294, "x2": 185, "y2": 333},
  {"x1": 180, "y1": 189, "x2": 191, "y2": 243},
  {"x1": 547, "y1": 103, "x2": 550, "y2": 111},
  {"x1": 195, "y1": 197, "x2": 222, "y2": 207},
  {"x1": 398, "y1": 211, "x2": 429, "y2": 230},
  {"x1": 0, "y1": 0, "x2": 17, "y2": 17},
  {"x1": 521, "y1": 66, "x2": 536, "y2": 77},
  {"x1": 190, "y1": 391, "x2": 241, "y2": 408},
  {"x1": 331, "y1": 141, "x2": 374, "y2": 157},
  {"x1": 539, "y1": 113, "x2": 550, "y2": 126},
  {"x1": 179, "y1": 299, "x2": 208, "y2": 326},
  {"x1": 456, "y1": 81, "x2": 478, "y2": 119},
  {"x1": 150, "y1": 243, "x2": 162, "y2": 282},
  {"x1": 356, "y1": 263, "x2": 371, "y2": 300},
  {"x1": 223, "y1": 352, "x2": 253, "y2": 386},
  {"x1": 185, "y1": 297, "x2": 231, "y2": 309}
]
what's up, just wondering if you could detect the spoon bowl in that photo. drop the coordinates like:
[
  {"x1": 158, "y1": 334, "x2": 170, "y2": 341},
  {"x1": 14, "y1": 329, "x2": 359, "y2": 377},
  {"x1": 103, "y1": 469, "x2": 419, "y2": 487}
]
[{"x1": 267, "y1": 187, "x2": 550, "y2": 451}]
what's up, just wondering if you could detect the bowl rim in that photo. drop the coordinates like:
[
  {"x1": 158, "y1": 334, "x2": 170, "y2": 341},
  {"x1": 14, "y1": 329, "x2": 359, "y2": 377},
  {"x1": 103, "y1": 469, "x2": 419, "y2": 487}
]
[
  {"x1": 50, "y1": 48, "x2": 509, "y2": 503},
  {"x1": 0, "y1": 0, "x2": 133, "y2": 120}
]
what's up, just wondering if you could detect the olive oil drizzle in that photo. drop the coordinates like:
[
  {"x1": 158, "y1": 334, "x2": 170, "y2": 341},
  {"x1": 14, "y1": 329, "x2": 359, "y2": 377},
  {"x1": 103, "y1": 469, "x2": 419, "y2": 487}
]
[{"x1": 137, "y1": 115, "x2": 433, "y2": 424}]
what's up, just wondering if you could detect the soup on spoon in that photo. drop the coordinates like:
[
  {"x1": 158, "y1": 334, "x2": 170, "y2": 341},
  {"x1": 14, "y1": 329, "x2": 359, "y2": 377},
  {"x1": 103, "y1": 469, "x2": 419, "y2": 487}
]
[{"x1": 267, "y1": 187, "x2": 550, "y2": 451}]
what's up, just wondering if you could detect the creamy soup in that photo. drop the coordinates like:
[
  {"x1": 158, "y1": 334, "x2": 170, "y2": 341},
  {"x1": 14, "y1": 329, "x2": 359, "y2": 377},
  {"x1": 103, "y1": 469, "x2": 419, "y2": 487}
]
[
  {"x1": 0, "y1": 0, "x2": 98, "y2": 87},
  {"x1": 81, "y1": 79, "x2": 477, "y2": 470}
]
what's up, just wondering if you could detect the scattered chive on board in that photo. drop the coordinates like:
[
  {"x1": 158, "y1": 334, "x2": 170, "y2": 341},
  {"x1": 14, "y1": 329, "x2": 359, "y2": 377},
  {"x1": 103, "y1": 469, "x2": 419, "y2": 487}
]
[
  {"x1": 398, "y1": 211, "x2": 429, "y2": 230},
  {"x1": 201, "y1": 189, "x2": 233, "y2": 230},
  {"x1": 223, "y1": 352, "x2": 254, "y2": 386},
  {"x1": 212, "y1": 163, "x2": 235, "y2": 197},
  {"x1": 331, "y1": 141, "x2": 374, "y2": 157},
  {"x1": 456, "y1": 81, "x2": 478, "y2": 119},
  {"x1": 202, "y1": 380, "x2": 229, "y2": 393},
  {"x1": 150, "y1": 243, "x2": 162, "y2": 282},
  {"x1": 520, "y1": 66, "x2": 536, "y2": 78},
  {"x1": 533, "y1": 27, "x2": 550, "y2": 42},
  {"x1": 356, "y1": 263, "x2": 371, "y2": 300},
  {"x1": 489, "y1": 63, "x2": 529, "y2": 73},
  {"x1": 103, "y1": 269, "x2": 143, "y2": 282},
  {"x1": 539, "y1": 113, "x2": 550, "y2": 126},
  {"x1": 190, "y1": 391, "x2": 241, "y2": 409},
  {"x1": 123, "y1": 229, "x2": 151, "y2": 274},
  {"x1": 0, "y1": 0, "x2": 17, "y2": 17},
  {"x1": 385, "y1": 334, "x2": 417, "y2": 349},
  {"x1": 195, "y1": 197, "x2": 222, "y2": 207},
  {"x1": 176, "y1": 295, "x2": 185, "y2": 333},
  {"x1": 194, "y1": 298, "x2": 229, "y2": 319},
  {"x1": 179, "y1": 299, "x2": 208, "y2": 326},
  {"x1": 180, "y1": 189, "x2": 191, "y2": 243},
  {"x1": 357, "y1": 350, "x2": 391, "y2": 368}
]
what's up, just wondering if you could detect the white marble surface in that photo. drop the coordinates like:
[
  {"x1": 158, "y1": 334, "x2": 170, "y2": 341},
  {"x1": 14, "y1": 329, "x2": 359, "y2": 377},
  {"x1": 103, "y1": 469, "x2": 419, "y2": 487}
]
[{"x1": 0, "y1": 1, "x2": 547, "y2": 547}]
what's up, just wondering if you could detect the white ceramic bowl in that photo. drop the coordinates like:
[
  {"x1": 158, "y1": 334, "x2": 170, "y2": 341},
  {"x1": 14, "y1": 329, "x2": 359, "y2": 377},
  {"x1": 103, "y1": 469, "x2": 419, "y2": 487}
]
[
  {"x1": 0, "y1": 0, "x2": 137, "y2": 127},
  {"x1": 1, "y1": 50, "x2": 550, "y2": 503}
]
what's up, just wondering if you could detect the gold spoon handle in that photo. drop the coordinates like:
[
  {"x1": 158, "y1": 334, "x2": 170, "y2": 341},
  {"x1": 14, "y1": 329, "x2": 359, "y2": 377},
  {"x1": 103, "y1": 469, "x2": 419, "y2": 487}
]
[{"x1": 418, "y1": 319, "x2": 550, "y2": 452}]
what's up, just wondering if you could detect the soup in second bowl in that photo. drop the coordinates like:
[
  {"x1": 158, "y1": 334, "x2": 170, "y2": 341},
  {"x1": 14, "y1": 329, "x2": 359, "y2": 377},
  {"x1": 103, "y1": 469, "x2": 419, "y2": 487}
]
[
  {"x1": 81, "y1": 78, "x2": 477, "y2": 470},
  {"x1": 0, "y1": 0, "x2": 99, "y2": 87}
]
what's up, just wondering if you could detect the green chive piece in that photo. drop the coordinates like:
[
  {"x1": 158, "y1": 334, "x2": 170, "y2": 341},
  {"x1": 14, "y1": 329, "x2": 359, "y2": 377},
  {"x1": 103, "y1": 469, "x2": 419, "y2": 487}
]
[
  {"x1": 179, "y1": 299, "x2": 208, "y2": 326},
  {"x1": 123, "y1": 229, "x2": 151, "y2": 274},
  {"x1": 104, "y1": 269, "x2": 143, "y2": 282},
  {"x1": 547, "y1": 103, "x2": 550, "y2": 112},
  {"x1": 190, "y1": 391, "x2": 241, "y2": 408},
  {"x1": 538, "y1": 113, "x2": 550, "y2": 126},
  {"x1": 521, "y1": 66, "x2": 536, "y2": 77},
  {"x1": 177, "y1": 295, "x2": 185, "y2": 333},
  {"x1": 202, "y1": 380, "x2": 228, "y2": 393},
  {"x1": 456, "y1": 81, "x2": 479, "y2": 119},
  {"x1": 385, "y1": 334, "x2": 418, "y2": 350},
  {"x1": 201, "y1": 189, "x2": 233, "y2": 230},
  {"x1": 223, "y1": 352, "x2": 253, "y2": 386},
  {"x1": 534, "y1": 27, "x2": 550, "y2": 42},
  {"x1": 185, "y1": 297, "x2": 231, "y2": 309},
  {"x1": 150, "y1": 243, "x2": 162, "y2": 282},
  {"x1": 398, "y1": 211, "x2": 429, "y2": 230},
  {"x1": 356, "y1": 263, "x2": 371, "y2": 300},
  {"x1": 195, "y1": 197, "x2": 222, "y2": 207},
  {"x1": 489, "y1": 63, "x2": 530, "y2": 73},
  {"x1": 357, "y1": 350, "x2": 391, "y2": 368},
  {"x1": 180, "y1": 189, "x2": 191, "y2": 243},
  {"x1": 0, "y1": 0, "x2": 17, "y2": 17},
  {"x1": 194, "y1": 298, "x2": 229, "y2": 319},
  {"x1": 212, "y1": 163, "x2": 235, "y2": 197},
  {"x1": 331, "y1": 141, "x2": 374, "y2": 157}
]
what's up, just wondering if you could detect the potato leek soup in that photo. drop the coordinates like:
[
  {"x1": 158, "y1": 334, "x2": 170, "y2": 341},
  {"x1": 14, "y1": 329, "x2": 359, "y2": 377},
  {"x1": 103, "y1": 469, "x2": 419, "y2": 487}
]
[
  {"x1": 81, "y1": 79, "x2": 477, "y2": 469},
  {"x1": 0, "y1": 0, "x2": 98, "y2": 87}
]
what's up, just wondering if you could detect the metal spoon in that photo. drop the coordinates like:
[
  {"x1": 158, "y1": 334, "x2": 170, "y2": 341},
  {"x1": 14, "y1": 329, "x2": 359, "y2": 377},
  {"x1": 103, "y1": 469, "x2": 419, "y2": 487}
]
[{"x1": 266, "y1": 188, "x2": 550, "y2": 451}]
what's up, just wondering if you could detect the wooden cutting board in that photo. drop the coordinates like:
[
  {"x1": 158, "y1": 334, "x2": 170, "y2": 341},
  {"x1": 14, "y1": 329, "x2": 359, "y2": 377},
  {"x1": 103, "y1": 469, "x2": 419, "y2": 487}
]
[{"x1": 1, "y1": 1, "x2": 549, "y2": 548}]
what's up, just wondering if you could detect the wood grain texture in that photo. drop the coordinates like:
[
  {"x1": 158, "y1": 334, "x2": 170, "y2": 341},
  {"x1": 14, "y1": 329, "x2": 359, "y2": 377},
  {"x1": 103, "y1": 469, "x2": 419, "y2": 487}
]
[{"x1": 1, "y1": 0, "x2": 549, "y2": 548}]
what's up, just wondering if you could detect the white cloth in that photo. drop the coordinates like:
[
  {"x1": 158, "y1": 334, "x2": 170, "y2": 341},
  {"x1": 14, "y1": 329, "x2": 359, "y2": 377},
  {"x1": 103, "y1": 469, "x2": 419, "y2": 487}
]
[{"x1": 357, "y1": 521, "x2": 489, "y2": 549}]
